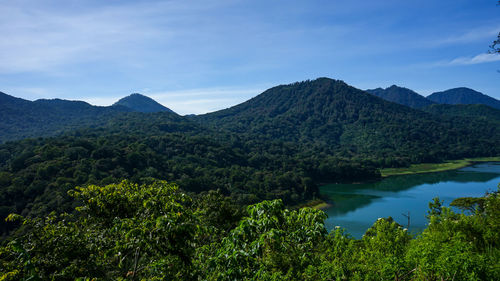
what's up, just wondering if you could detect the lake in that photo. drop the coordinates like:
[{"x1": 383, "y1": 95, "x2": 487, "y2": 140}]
[{"x1": 320, "y1": 162, "x2": 500, "y2": 238}]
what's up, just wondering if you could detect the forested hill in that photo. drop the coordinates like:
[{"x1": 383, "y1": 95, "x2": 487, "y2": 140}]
[
  {"x1": 1, "y1": 78, "x2": 499, "y2": 237},
  {"x1": 423, "y1": 103, "x2": 500, "y2": 122},
  {"x1": 366, "y1": 85, "x2": 435, "y2": 109},
  {"x1": 0, "y1": 92, "x2": 132, "y2": 143},
  {"x1": 427, "y1": 87, "x2": 500, "y2": 109},
  {"x1": 113, "y1": 93, "x2": 175, "y2": 113},
  {"x1": 196, "y1": 78, "x2": 499, "y2": 161}
]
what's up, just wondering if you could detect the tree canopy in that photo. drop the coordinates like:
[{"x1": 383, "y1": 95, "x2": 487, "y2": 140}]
[{"x1": 1, "y1": 181, "x2": 498, "y2": 280}]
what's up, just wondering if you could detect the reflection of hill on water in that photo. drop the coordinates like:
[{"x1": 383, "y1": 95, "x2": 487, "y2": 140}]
[
  {"x1": 323, "y1": 193, "x2": 381, "y2": 216},
  {"x1": 320, "y1": 163, "x2": 500, "y2": 216}
]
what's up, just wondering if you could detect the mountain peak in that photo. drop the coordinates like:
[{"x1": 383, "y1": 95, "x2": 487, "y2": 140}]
[
  {"x1": 427, "y1": 88, "x2": 500, "y2": 110},
  {"x1": 113, "y1": 93, "x2": 175, "y2": 113}
]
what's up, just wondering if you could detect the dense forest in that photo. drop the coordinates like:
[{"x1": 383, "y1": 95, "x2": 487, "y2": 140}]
[
  {"x1": 1, "y1": 78, "x2": 499, "y2": 237},
  {"x1": 0, "y1": 112, "x2": 378, "y2": 236},
  {"x1": 195, "y1": 79, "x2": 499, "y2": 161},
  {"x1": 0, "y1": 180, "x2": 498, "y2": 280},
  {"x1": 0, "y1": 78, "x2": 499, "y2": 279}
]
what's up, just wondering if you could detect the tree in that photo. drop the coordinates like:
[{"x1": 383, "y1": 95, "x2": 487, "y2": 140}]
[
  {"x1": 491, "y1": 1, "x2": 500, "y2": 53},
  {"x1": 0, "y1": 180, "x2": 201, "y2": 280}
]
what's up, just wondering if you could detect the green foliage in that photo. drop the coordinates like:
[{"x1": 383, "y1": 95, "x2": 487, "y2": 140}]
[
  {"x1": 1, "y1": 180, "x2": 202, "y2": 280},
  {"x1": 451, "y1": 196, "x2": 485, "y2": 213},
  {"x1": 0, "y1": 127, "x2": 378, "y2": 235},
  {"x1": 197, "y1": 200, "x2": 327, "y2": 280},
  {"x1": 360, "y1": 217, "x2": 411, "y2": 279},
  {"x1": 1, "y1": 182, "x2": 499, "y2": 280}
]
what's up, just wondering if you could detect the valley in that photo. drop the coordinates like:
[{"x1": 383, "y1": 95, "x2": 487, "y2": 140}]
[{"x1": 1, "y1": 78, "x2": 499, "y2": 280}]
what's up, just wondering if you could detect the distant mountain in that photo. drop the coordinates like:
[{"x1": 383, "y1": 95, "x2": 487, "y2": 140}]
[
  {"x1": 197, "y1": 78, "x2": 499, "y2": 161},
  {"x1": 113, "y1": 93, "x2": 174, "y2": 113},
  {"x1": 0, "y1": 92, "x2": 132, "y2": 143},
  {"x1": 427, "y1": 87, "x2": 500, "y2": 109},
  {"x1": 366, "y1": 85, "x2": 434, "y2": 109}
]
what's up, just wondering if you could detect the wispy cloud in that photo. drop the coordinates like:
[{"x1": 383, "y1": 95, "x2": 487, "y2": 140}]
[
  {"x1": 434, "y1": 26, "x2": 500, "y2": 46},
  {"x1": 435, "y1": 53, "x2": 500, "y2": 66},
  {"x1": 0, "y1": 3, "x2": 143, "y2": 73},
  {"x1": 0, "y1": 1, "x2": 211, "y2": 74}
]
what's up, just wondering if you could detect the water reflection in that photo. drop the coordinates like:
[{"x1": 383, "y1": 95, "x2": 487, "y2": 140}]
[{"x1": 320, "y1": 162, "x2": 500, "y2": 238}]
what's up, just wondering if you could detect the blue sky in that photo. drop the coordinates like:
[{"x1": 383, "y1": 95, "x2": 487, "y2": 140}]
[{"x1": 1, "y1": 0, "x2": 499, "y2": 114}]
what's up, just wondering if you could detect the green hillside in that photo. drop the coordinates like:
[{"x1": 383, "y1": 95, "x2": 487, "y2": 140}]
[
  {"x1": 423, "y1": 103, "x2": 500, "y2": 121},
  {"x1": 0, "y1": 92, "x2": 131, "y2": 143},
  {"x1": 197, "y1": 78, "x2": 499, "y2": 162},
  {"x1": 0, "y1": 78, "x2": 498, "y2": 238}
]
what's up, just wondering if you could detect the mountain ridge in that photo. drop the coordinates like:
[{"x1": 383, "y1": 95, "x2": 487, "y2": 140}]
[{"x1": 196, "y1": 78, "x2": 498, "y2": 161}]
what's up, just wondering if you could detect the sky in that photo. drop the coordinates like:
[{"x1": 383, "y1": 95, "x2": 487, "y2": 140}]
[{"x1": 1, "y1": 0, "x2": 499, "y2": 115}]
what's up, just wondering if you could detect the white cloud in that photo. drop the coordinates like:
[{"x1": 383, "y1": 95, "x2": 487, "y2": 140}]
[
  {"x1": 0, "y1": 1, "x2": 193, "y2": 74},
  {"x1": 439, "y1": 53, "x2": 500, "y2": 66}
]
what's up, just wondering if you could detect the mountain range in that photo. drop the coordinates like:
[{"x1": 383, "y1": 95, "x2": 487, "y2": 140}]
[
  {"x1": 1, "y1": 78, "x2": 499, "y2": 235},
  {"x1": 366, "y1": 85, "x2": 500, "y2": 110},
  {"x1": 196, "y1": 78, "x2": 499, "y2": 160},
  {"x1": 0, "y1": 92, "x2": 175, "y2": 143},
  {"x1": 1, "y1": 79, "x2": 499, "y2": 170}
]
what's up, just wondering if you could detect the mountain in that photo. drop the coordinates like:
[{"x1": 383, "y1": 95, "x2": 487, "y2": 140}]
[
  {"x1": 427, "y1": 87, "x2": 500, "y2": 109},
  {"x1": 0, "y1": 92, "x2": 133, "y2": 143},
  {"x1": 197, "y1": 78, "x2": 499, "y2": 161},
  {"x1": 113, "y1": 93, "x2": 174, "y2": 113},
  {"x1": 366, "y1": 85, "x2": 434, "y2": 109},
  {"x1": 1, "y1": 78, "x2": 499, "y2": 236}
]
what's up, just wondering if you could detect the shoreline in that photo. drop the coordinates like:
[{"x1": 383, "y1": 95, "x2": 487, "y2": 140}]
[
  {"x1": 380, "y1": 157, "x2": 500, "y2": 177},
  {"x1": 304, "y1": 157, "x2": 500, "y2": 210}
]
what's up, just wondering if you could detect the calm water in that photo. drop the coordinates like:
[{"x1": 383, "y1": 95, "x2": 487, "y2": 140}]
[{"x1": 320, "y1": 162, "x2": 500, "y2": 238}]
